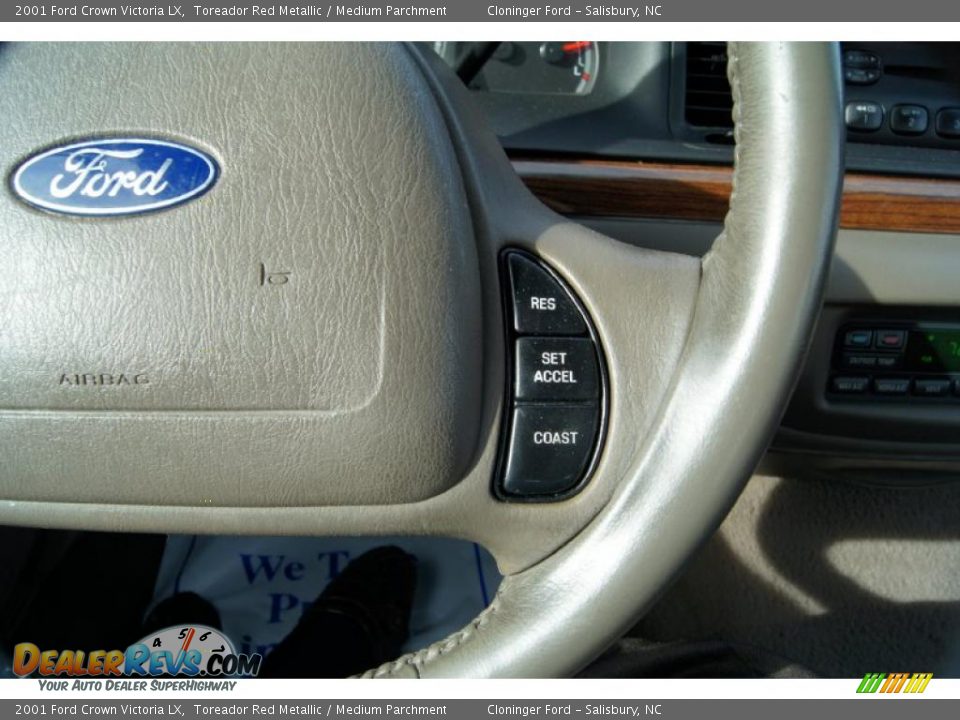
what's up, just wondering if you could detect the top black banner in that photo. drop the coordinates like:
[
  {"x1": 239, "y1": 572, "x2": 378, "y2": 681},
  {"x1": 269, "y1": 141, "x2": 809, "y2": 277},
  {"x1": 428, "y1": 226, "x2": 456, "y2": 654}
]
[{"x1": 5, "y1": 0, "x2": 959, "y2": 21}]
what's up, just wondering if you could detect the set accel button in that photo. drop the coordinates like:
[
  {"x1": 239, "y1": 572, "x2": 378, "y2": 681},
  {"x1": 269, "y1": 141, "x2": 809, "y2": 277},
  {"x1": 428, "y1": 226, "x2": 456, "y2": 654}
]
[{"x1": 515, "y1": 337, "x2": 600, "y2": 402}]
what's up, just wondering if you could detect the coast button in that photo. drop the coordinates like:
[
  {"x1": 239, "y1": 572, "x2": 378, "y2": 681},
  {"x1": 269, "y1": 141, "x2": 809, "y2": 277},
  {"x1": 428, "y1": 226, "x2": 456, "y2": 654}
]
[{"x1": 502, "y1": 404, "x2": 599, "y2": 497}]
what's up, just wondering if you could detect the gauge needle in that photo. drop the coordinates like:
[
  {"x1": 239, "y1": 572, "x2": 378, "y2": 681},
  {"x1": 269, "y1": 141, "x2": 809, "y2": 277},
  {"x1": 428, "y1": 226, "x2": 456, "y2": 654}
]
[
  {"x1": 168, "y1": 627, "x2": 196, "y2": 675},
  {"x1": 181, "y1": 627, "x2": 196, "y2": 653},
  {"x1": 562, "y1": 41, "x2": 592, "y2": 53}
]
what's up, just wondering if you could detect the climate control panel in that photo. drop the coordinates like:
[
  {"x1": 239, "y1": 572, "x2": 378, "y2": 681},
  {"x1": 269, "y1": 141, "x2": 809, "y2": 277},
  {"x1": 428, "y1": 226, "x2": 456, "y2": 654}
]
[
  {"x1": 495, "y1": 251, "x2": 607, "y2": 501},
  {"x1": 829, "y1": 322, "x2": 960, "y2": 401}
]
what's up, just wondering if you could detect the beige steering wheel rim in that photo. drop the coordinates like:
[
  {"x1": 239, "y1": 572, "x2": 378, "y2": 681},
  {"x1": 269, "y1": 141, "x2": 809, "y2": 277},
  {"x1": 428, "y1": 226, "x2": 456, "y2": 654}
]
[{"x1": 360, "y1": 41, "x2": 844, "y2": 678}]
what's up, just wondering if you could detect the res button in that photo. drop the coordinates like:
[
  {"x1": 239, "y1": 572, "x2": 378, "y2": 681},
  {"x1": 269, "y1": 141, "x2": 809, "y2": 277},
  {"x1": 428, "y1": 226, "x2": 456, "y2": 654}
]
[
  {"x1": 508, "y1": 253, "x2": 587, "y2": 336},
  {"x1": 502, "y1": 404, "x2": 599, "y2": 497},
  {"x1": 515, "y1": 337, "x2": 599, "y2": 402}
]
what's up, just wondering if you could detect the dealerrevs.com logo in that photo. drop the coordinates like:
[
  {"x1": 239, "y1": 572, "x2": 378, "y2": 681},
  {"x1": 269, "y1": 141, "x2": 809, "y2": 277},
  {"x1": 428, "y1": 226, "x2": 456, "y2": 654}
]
[{"x1": 13, "y1": 625, "x2": 262, "y2": 683}]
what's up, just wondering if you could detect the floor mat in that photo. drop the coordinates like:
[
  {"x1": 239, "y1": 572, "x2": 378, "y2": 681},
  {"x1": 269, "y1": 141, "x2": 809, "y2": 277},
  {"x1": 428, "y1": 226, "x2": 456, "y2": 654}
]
[{"x1": 149, "y1": 535, "x2": 501, "y2": 659}]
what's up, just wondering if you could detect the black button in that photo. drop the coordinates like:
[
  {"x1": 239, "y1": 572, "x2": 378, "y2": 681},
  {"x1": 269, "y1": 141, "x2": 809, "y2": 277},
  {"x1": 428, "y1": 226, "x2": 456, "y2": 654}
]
[
  {"x1": 844, "y1": 50, "x2": 881, "y2": 69},
  {"x1": 508, "y1": 254, "x2": 587, "y2": 336},
  {"x1": 831, "y1": 376, "x2": 869, "y2": 394},
  {"x1": 844, "y1": 329, "x2": 873, "y2": 348},
  {"x1": 842, "y1": 353, "x2": 878, "y2": 369},
  {"x1": 844, "y1": 68, "x2": 881, "y2": 85},
  {"x1": 874, "y1": 377, "x2": 911, "y2": 395},
  {"x1": 890, "y1": 105, "x2": 929, "y2": 135},
  {"x1": 936, "y1": 108, "x2": 960, "y2": 138},
  {"x1": 875, "y1": 329, "x2": 906, "y2": 350},
  {"x1": 914, "y1": 378, "x2": 951, "y2": 397},
  {"x1": 515, "y1": 337, "x2": 599, "y2": 402},
  {"x1": 845, "y1": 102, "x2": 884, "y2": 132},
  {"x1": 502, "y1": 404, "x2": 599, "y2": 497}
]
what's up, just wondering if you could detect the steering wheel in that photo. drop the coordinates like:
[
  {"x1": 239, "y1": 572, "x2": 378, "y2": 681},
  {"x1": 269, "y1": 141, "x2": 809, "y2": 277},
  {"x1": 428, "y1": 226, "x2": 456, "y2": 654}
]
[{"x1": 0, "y1": 42, "x2": 842, "y2": 677}]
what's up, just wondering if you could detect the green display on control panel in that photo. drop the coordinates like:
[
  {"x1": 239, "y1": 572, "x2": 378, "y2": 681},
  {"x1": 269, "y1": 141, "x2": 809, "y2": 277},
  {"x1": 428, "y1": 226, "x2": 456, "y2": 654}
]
[{"x1": 906, "y1": 330, "x2": 960, "y2": 372}]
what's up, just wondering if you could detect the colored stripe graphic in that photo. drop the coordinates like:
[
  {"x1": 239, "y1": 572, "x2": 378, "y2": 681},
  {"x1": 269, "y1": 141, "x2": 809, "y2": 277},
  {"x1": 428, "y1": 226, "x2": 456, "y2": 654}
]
[
  {"x1": 857, "y1": 673, "x2": 885, "y2": 693},
  {"x1": 858, "y1": 672, "x2": 932, "y2": 694},
  {"x1": 908, "y1": 673, "x2": 934, "y2": 693}
]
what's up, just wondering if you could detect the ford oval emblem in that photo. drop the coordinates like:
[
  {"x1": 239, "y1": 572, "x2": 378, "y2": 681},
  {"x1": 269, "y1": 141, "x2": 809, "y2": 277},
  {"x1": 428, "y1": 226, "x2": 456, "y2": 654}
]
[{"x1": 10, "y1": 137, "x2": 218, "y2": 217}]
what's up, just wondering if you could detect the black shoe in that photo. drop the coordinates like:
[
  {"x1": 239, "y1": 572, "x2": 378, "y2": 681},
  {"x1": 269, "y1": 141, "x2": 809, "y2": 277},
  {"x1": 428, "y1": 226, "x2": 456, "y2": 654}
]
[{"x1": 260, "y1": 545, "x2": 417, "y2": 678}]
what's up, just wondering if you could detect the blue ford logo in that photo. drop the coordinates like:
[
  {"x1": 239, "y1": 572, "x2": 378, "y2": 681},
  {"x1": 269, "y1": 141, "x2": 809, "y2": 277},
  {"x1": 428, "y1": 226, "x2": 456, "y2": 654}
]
[{"x1": 11, "y1": 137, "x2": 218, "y2": 217}]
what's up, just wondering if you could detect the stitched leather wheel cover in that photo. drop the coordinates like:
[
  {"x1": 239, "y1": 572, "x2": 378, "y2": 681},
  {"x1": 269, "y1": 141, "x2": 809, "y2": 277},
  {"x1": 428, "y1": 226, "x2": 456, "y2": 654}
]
[{"x1": 362, "y1": 41, "x2": 844, "y2": 678}]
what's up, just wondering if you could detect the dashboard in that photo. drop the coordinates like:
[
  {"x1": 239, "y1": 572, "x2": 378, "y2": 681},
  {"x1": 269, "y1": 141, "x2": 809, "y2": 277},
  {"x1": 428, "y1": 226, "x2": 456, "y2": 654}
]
[
  {"x1": 432, "y1": 41, "x2": 960, "y2": 478},
  {"x1": 432, "y1": 41, "x2": 601, "y2": 96},
  {"x1": 430, "y1": 41, "x2": 960, "y2": 176}
]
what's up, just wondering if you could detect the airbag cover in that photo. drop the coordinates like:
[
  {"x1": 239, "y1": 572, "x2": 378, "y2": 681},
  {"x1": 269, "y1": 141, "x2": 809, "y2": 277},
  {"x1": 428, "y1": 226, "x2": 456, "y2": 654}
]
[{"x1": 0, "y1": 43, "x2": 481, "y2": 507}]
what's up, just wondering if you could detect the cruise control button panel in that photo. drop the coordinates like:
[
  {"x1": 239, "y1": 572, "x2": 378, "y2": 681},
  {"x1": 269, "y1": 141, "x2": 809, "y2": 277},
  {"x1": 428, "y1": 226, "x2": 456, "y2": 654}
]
[{"x1": 496, "y1": 250, "x2": 607, "y2": 502}]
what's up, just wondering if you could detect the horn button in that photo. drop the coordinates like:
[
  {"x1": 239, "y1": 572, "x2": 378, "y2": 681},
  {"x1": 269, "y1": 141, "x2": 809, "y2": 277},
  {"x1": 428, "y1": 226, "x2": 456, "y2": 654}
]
[{"x1": 0, "y1": 43, "x2": 481, "y2": 508}]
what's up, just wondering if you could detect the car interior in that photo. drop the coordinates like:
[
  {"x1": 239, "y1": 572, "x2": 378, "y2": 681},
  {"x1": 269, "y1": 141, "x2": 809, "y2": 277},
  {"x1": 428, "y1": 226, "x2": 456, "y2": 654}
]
[{"x1": 1, "y1": 41, "x2": 959, "y2": 679}]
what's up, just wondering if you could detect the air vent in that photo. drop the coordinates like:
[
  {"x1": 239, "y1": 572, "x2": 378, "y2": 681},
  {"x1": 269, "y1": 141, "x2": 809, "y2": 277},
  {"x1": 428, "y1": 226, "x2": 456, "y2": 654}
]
[{"x1": 684, "y1": 42, "x2": 733, "y2": 129}]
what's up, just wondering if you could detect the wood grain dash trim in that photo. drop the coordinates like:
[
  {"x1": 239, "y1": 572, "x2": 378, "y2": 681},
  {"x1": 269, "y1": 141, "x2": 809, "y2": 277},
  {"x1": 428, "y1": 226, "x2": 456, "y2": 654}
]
[{"x1": 512, "y1": 157, "x2": 960, "y2": 234}]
